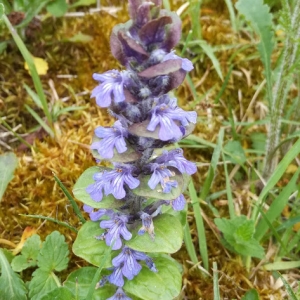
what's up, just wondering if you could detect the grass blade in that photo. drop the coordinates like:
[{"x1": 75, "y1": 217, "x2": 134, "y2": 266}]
[
  {"x1": 20, "y1": 214, "x2": 78, "y2": 233},
  {"x1": 25, "y1": 104, "x2": 54, "y2": 137},
  {"x1": 183, "y1": 221, "x2": 198, "y2": 264},
  {"x1": 200, "y1": 128, "x2": 224, "y2": 200},
  {"x1": 189, "y1": 180, "x2": 208, "y2": 270},
  {"x1": 213, "y1": 262, "x2": 220, "y2": 300},
  {"x1": 255, "y1": 168, "x2": 300, "y2": 241},
  {"x1": 85, "y1": 247, "x2": 111, "y2": 300},
  {"x1": 198, "y1": 40, "x2": 223, "y2": 81},
  {"x1": 0, "y1": 11, "x2": 53, "y2": 128},
  {"x1": 224, "y1": 0, "x2": 237, "y2": 32},
  {"x1": 0, "y1": 118, "x2": 33, "y2": 149},
  {"x1": 235, "y1": 0, "x2": 274, "y2": 104},
  {"x1": 251, "y1": 138, "x2": 300, "y2": 221},
  {"x1": 276, "y1": 272, "x2": 298, "y2": 300},
  {"x1": 221, "y1": 151, "x2": 235, "y2": 219},
  {"x1": 24, "y1": 83, "x2": 43, "y2": 109},
  {"x1": 189, "y1": 0, "x2": 202, "y2": 39},
  {"x1": 53, "y1": 173, "x2": 86, "y2": 224}
]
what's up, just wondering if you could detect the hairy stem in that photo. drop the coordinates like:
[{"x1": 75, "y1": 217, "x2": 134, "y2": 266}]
[{"x1": 263, "y1": 2, "x2": 300, "y2": 179}]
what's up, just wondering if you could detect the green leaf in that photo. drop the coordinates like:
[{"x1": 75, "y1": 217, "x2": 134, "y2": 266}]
[
  {"x1": 29, "y1": 269, "x2": 61, "y2": 300},
  {"x1": 64, "y1": 267, "x2": 116, "y2": 299},
  {"x1": 0, "y1": 249, "x2": 27, "y2": 300},
  {"x1": 124, "y1": 254, "x2": 182, "y2": 300},
  {"x1": 73, "y1": 166, "x2": 123, "y2": 209},
  {"x1": 234, "y1": 221, "x2": 254, "y2": 242},
  {"x1": 0, "y1": 152, "x2": 18, "y2": 202},
  {"x1": 72, "y1": 221, "x2": 111, "y2": 267},
  {"x1": 126, "y1": 214, "x2": 183, "y2": 253},
  {"x1": 40, "y1": 287, "x2": 74, "y2": 300},
  {"x1": 24, "y1": 83, "x2": 43, "y2": 109},
  {"x1": 133, "y1": 168, "x2": 184, "y2": 200},
  {"x1": 18, "y1": 0, "x2": 51, "y2": 28},
  {"x1": 161, "y1": 201, "x2": 187, "y2": 227},
  {"x1": 65, "y1": 32, "x2": 93, "y2": 43},
  {"x1": 25, "y1": 104, "x2": 54, "y2": 137},
  {"x1": 198, "y1": 39, "x2": 223, "y2": 81},
  {"x1": 223, "y1": 140, "x2": 246, "y2": 165},
  {"x1": 70, "y1": 0, "x2": 95, "y2": 8},
  {"x1": 250, "y1": 132, "x2": 266, "y2": 152},
  {"x1": 241, "y1": 289, "x2": 260, "y2": 300},
  {"x1": 235, "y1": 0, "x2": 274, "y2": 103},
  {"x1": 46, "y1": 0, "x2": 68, "y2": 17},
  {"x1": 0, "y1": 1, "x2": 11, "y2": 14},
  {"x1": 255, "y1": 168, "x2": 300, "y2": 241},
  {"x1": 11, "y1": 234, "x2": 41, "y2": 272},
  {"x1": 1, "y1": 248, "x2": 14, "y2": 263},
  {"x1": 0, "y1": 41, "x2": 7, "y2": 54},
  {"x1": 215, "y1": 216, "x2": 265, "y2": 258},
  {"x1": 37, "y1": 231, "x2": 69, "y2": 272},
  {"x1": 91, "y1": 136, "x2": 141, "y2": 163}
]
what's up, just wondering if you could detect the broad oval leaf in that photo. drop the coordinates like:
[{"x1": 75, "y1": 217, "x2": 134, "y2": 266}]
[
  {"x1": 132, "y1": 168, "x2": 184, "y2": 200},
  {"x1": 126, "y1": 214, "x2": 183, "y2": 253},
  {"x1": 72, "y1": 166, "x2": 123, "y2": 209},
  {"x1": 40, "y1": 287, "x2": 74, "y2": 300},
  {"x1": 124, "y1": 254, "x2": 182, "y2": 300},
  {"x1": 73, "y1": 221, "x2": 111, "y2": 267},
  {"x1": 64, "y1": 267, "x2": 116, "y2": 300},
  {"x1": 91, "y1": 136, "x2": 141, "y2": 163},
  {"x1": 161, "y1": 201, "x2": 187, "y2": 227},
  {"x1": 0, "y1": 152, "x2": 18, "y2": 202}
]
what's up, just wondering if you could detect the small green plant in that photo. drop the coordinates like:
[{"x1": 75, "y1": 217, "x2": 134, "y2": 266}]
[{"x1": 214, "y1": 215, "x2": 265, "y2": 259}]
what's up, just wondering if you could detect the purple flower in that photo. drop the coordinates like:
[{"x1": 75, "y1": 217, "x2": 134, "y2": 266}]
[
  {"x1": 138, "y1": 212, "x2": 155, "y2": 239},
  {"x1": 147, "y1": 97, "x2": 197, "y2": 141},
  {"x1": 112, "y1": 246, "x2": 145, "y2": 279},
  {"x1": 155, "y1": 148, "x2": 197, "y2": 175},
  {"x1": 100, "y1": 214, "x2": 132, "y2": 250},
  {"x1": 107, "y1": 266, "x2": 124, "y2": 287},
  {"x1": 162, "y1": 50, "x2": 194, "y2": 72},
  {"x1": 91, "y1": 121, "x2": 128, "y2": 159},
  {"x1": 148, "y1": 163, "x2": 177, "y2": 193},
  {"x1": 86, "y1": 171, "x2": 106, "y2": 202},
  {"x1": 83, "y1": 204, "x2": 108, "y2": 221},
  {"x1": 86, "y1": 164, "x2": 140, "y2": 201},
  {"x1": 112, "y1": 246, "x2": 157, "y2": 279},
  {"x1": 91, "y1": 70, "x2": 129, "y2": 107},
  {"x1": 170, "y1": 194, "x2": 186, "y2": 211},
  {"x1": 107, "y1": 288, "x2": 132, "y2": 300}
]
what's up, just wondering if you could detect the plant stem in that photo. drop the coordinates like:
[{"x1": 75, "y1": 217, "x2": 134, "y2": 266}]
[{"x1": 263, "y1": 1, "x2": 300, "y2": 179}]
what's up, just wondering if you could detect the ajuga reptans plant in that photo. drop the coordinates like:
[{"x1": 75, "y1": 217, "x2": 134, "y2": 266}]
[{"x1": 73, "y1": 1, "x2": 197, "y2": 299}]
